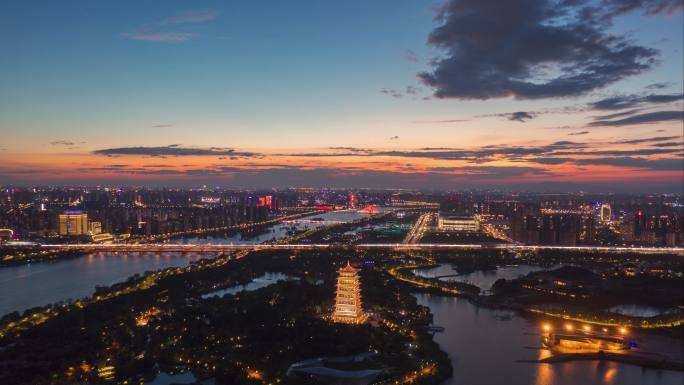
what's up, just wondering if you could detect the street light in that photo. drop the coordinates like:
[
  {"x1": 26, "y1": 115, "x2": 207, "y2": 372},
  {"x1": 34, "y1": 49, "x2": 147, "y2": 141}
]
[{"x1": 565, "y1": 324, "x2": 574, "y2": 331}]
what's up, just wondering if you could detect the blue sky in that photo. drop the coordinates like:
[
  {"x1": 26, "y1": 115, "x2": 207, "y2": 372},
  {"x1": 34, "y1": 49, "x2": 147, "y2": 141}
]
[{"x1": 0, "y1": 1, "x2": 682, "y2": 191}]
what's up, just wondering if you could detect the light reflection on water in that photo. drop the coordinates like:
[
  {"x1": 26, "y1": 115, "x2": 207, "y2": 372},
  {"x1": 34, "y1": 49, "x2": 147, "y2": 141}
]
[
  {"x1": 0, "y1": 252, "x2": 206, "y2": 316},
  {"x1": 413, "y1": 263, "x2": 683, "y2": 384},
  {"x1": 176, "y1": 210, "x2": 368, "y2": 245},
  {"x1": 607, "y1": 304, "x2": 678, "y2": 318},
  {"x1": 415, "y1": 293, "x2": 683, "y2": 385},
  {"x1": 0, "y1": 211, "x2": 368, "y2": 316},
  {"x1": 201, "y1": 272, "x2": 293, "y2": 298},
  {"x1": 413, "y1": 263, "x2": 560, "y2": 292},
  {"x1": 416, "y1": 294, "x2": 684, "y2": 385}
]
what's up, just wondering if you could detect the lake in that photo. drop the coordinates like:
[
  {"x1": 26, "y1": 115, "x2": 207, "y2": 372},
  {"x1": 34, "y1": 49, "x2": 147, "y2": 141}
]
[
  {"x1": 0, "y1": 210, "x2": 367, "y2": 316},
  {"x1": 416, "y1": 293, "x2": 684, "y2": 385}
]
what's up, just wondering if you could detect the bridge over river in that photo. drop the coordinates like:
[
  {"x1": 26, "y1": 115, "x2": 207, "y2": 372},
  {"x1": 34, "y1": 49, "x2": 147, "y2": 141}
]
[{"x1": 3, "y1": 242, "x2": 682, "y2": 254}]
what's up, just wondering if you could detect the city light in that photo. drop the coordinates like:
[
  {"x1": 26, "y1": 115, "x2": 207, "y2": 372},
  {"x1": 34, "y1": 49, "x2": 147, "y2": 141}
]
[{"x1": 2, "y1": 0, "x2": 684, "y2": 382}]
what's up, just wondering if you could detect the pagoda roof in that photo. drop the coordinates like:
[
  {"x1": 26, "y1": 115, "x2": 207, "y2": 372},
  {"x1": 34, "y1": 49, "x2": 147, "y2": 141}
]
[{"x1": 338, "y1": 261, "x2": 359, "y2": 273}]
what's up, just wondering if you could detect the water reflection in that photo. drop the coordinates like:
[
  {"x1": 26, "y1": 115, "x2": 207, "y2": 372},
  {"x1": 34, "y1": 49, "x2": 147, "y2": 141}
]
[
  {"x1": 534, "y1": 360, "x2": 554, "y2": 385},
  {"x1": 607, "y1": 304, "x2": 677, "y2": 318},
  {"x1": 202, "y1": 272, "x2": 293, "y2": 298},
  {"x1": 415, "y1": 293, "x2": 683, "y2": 385},
  {"x1": 0, "y1": 211, "x2": 368, "y2": 317},
  {"x1": 176, "y1": 211, "x2": 368, "y2": 245},
  {"x1": 413, "y1": 263, "x2": 560, "y2": 292},
  {"x1": 145, "y1": 372, "x2": 196, "y2": 385},
  {"x1": 0, "y1": 252, "x2": 206, "y2": 316}
]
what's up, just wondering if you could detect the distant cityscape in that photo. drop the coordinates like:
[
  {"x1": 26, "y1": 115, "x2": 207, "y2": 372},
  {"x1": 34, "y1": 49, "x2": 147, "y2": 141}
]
[
  {"x1": 1, "y1": 187, "x2": 682, "y2": 248},
  {"x1": 1, "y1": 186, "x2": 682, "y2": 385},
  {"x1": 1, "y1": 1, "x2": 683, "y2": 384}
]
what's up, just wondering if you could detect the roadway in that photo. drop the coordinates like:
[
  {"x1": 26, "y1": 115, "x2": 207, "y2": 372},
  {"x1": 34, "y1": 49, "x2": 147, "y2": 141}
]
[
  {"x1": 403, "y1": 213, "x2": 434, "y2": 244},
  {"x1": 3, "y1": 242, "x2": 682, "y2": 254}
]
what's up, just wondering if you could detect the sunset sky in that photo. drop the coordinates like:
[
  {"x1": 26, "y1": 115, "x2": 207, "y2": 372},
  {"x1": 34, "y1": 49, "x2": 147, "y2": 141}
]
[{"x1": 1, "y1": 0, "x2": 682, "y2": 191}]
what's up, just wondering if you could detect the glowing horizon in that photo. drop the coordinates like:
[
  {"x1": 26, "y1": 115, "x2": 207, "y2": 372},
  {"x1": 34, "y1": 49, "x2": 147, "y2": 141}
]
[{"x1": 1, "y1": 1, "x2": 682, "y2": 192}]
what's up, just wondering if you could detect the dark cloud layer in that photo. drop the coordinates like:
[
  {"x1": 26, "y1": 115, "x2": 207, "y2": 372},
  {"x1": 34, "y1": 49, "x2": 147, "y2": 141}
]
[
  {"x1": 507, "y1": 111, "x2": 535, "y2": 122},
  {"x1": 602, "y1": 0, "x2": 683, "y2": 16},
  {"x1": 70, "y1": 164, "x2": 555, "y2": 189},
  {"x1": 592, "y1": 109, "x2": 644, "y2": 120},
  {"x1": 613, "y1": 135, "x2": 681, "y2": 144},
  {"x1": 5, "y1": 161, "x2": 679, "y2": 192},
  {"x1": 418, "y1": 0, "x2": 663, "y2": 99},
  {"x1": 93, "y1": 146, "x2": 259, "y2": 157},
  {"x1": 532, "y1": 156, "x2": 683, "y2": 171},
  {"x1": 589, "y1": 93, "x2": 684, "y2": 110},
  {"x1": 281, "y1": 142, "x2": 588, "y2": 163},
  {"x1": 652, "y1": 141, "x2": 683, "y2": 148},
  {"x1": 483, "y1": 111, "x2": 536, "y2": 122},
  {"x1": 589, "y1": 110, "x2": 683, "y2": 126}
]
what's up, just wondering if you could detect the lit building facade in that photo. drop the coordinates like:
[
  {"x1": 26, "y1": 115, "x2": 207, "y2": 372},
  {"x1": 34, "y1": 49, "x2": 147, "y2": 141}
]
[
  {"x1": 58, "y1": 211, "x2": 88, "y2": 236},
  {"x1": 332, "y1": 262, "x2": 366, "y2": 324},
  {"x1": 437, "y1": 213, "x2": 480, "y2": 232},
  {"x1": 88, "y1": 221, "x2": 102, "y2": 235},
  {"x1": 0, "y1": 229, "x2": 13, "y2": 242},
  {"x1": 600, "y1": 204, "x2": 612, "y2": 223}
]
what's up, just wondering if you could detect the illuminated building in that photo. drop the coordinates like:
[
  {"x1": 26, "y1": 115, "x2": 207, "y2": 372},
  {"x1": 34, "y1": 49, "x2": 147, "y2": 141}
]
[
  {"x1": 88, "y1": 221, "x2": 102, "y2": 235},
  {"x1": 437, "y1": 213, "x2": 479, "y2": 231},
  {"x1": 58, "y1": 211, "x2": 88, "y2": 236},
  {"x1": 511, "y1": 211, "x2": 595, "y2": 245},
  {"x1": 542, "y1": 330, "x2": 629, "y2": 351},
  {"x1": 332, "y1": 262, "x2": 366, "y2": 324},
  {"x1": 0, "y1": 229, "x2": 13, "y2": 242},
  {"x1": 600, "y1": 204, "x2": 612, "y2": 223},
  {"x1": 349, "y1": 192, "x2": 356, "y2": 209},
  {"x1": 257, "y1": 195, "x2": 273, "y2": 209}
]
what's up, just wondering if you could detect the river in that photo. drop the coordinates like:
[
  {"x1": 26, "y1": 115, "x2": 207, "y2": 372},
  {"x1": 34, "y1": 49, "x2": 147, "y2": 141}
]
[
  {"x1": 414, "y1": 263, "x2": 684, "y2": 385},
  {"x1": 413, "y1": 263, "x2": 560, "y2": 293},
  {"x1": 0, "y1": 210, "x2": 367, "y2": 317}
]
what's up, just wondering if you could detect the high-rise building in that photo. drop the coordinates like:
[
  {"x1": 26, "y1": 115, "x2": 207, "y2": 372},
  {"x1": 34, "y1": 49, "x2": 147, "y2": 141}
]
[
  {"x1": 600, "y1": 204, "x2": 612, "y2": 223},
  {"x1": 349, "y1": 192, "x2": 356, "y2": 209},
  {"x1": 332, "y1": 262, "x2": 366, "y2": 324},
  {"x1": 58, "y1": 211, "x2": 88, "y2": 236}
]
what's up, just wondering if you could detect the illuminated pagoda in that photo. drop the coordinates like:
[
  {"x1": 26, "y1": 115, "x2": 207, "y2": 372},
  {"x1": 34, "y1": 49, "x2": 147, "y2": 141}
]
[{"x1": 332, "y1": 261, "x2": 367, "y2": 324}]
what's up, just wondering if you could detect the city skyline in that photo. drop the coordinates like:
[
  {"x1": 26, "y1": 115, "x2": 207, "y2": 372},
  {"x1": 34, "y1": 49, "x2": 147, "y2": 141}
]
[
  {"x1": 1, "y1": 3, "x2": 683, "y2": 385},
  {"x1": 1, "y1": 1, "x2": 683, "y2": 191}
]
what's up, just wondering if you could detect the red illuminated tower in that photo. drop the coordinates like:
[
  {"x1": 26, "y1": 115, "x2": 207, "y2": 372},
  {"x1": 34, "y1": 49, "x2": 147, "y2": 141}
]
[{"x1": 349, "y1": 192, "x2": 356, "y2": 209}]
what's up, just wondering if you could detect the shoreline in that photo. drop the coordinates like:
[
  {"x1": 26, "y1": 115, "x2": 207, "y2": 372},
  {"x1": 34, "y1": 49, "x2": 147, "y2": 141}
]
[
  {"x1": 0, "y1": 210, "x2": 322, "y2": 268},
  {"x1": 519, "y1": 350, "x2": 684, "y2": 371}
]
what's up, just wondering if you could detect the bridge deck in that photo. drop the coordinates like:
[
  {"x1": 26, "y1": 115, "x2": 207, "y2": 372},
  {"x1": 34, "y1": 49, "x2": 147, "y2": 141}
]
[{"x1": 1, "y1": 242, "x2": 681, "y2": 254}]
